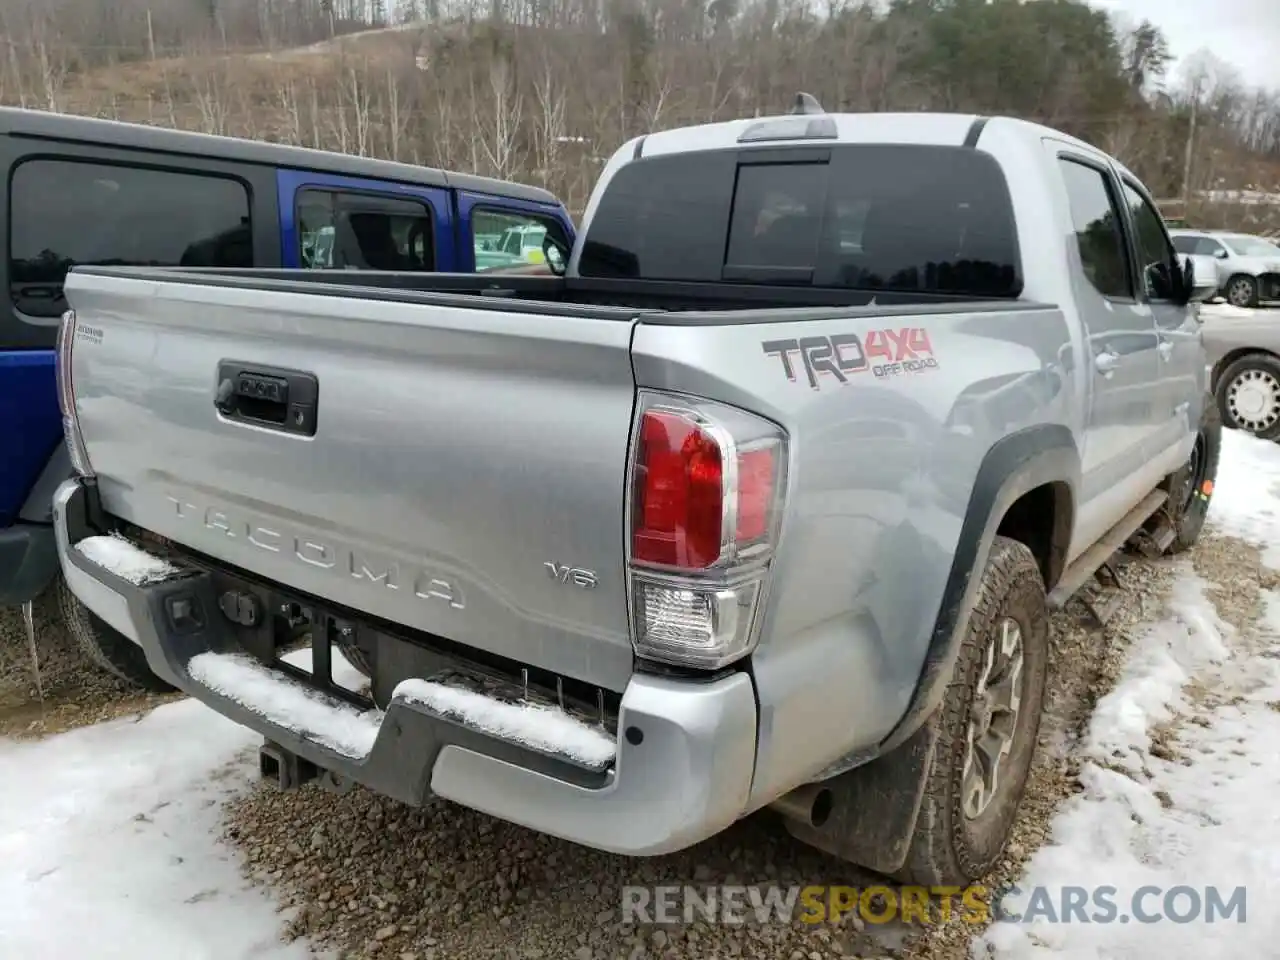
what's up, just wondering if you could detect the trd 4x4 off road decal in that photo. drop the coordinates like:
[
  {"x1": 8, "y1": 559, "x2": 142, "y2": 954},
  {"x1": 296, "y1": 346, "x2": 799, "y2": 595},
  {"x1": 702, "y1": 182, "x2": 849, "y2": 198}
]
[{"x1": 762, "y1": 327, "x2": 938, "y2": 390}]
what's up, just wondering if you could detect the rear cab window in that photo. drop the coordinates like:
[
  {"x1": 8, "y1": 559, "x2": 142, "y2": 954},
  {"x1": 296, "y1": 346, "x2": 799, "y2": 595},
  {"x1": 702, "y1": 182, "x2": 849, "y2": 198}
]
[
  {"x1": 578, "y1": 144, "x2": 1023, "y2": 298},
  {"x1": 10, "y1": 159, "x2": 252, "y2": 318}
]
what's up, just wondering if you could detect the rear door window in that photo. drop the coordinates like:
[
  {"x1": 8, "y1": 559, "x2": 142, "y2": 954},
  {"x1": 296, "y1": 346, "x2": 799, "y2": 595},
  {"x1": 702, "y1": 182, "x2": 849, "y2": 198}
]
[
  {"x1": 297, "y1": 189, "x2": 433, "y2": 270},
  {"x1": 579, "y1": 144, "x2": 1021, "y2": 297},
  {"x1": 472, "y1": 208, "x2": 569, "y2": 273},
  {"x1": 10, "y1": 158, "x2": 252, "y2": 318}
]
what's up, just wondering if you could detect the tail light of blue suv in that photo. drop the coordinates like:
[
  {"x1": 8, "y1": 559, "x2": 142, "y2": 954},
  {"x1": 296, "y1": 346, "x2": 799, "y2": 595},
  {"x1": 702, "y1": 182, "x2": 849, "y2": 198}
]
[
  {"x1": 55, "y1": 308, "x2": 95, "y2": 479},
  {"x1": 627, "y1": 390, "x2": 789, "y2": 671}
]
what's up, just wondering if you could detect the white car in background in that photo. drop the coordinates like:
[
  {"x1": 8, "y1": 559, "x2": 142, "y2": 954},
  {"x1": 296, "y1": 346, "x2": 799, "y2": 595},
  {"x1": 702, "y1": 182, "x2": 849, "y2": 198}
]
[
  {"x1": 1171, "y1": 229, "x2": 1280, "y2": 308},
  {"x1": 1202, "y1": 302, "x2": 1280, "y2": 440}
]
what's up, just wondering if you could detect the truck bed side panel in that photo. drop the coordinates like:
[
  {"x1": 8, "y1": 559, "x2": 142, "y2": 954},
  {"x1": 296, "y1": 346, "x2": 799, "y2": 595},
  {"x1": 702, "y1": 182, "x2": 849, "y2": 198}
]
[
  {"x1": 631, "y1": 303, "x2": 1076, "y2": 804},
  {"x1": 66, "y1": 273, "x2": 639, "y2": 692}
]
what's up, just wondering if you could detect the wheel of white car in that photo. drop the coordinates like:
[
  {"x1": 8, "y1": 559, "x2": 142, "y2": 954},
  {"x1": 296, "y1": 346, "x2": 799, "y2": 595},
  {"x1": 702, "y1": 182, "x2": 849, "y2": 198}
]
[
  {"x1": 56, "y1": 573, "x2": 175, "y2": 693},
  {"x1": 1225, "y1": 274, "x2": 1258, "y2": 308},
  {"x1": 1216, "y1": 352, "x2": 1280, "y2": 440},
  {"x1": 896, "y1": 535, "x2": 1048, "y2": 886}
]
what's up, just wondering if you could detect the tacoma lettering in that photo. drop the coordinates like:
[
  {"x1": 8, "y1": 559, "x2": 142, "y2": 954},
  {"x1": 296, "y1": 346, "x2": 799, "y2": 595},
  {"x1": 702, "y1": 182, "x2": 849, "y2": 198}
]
[{"x1": 165, "y1": 495, "x2": 463, "y2": 609}]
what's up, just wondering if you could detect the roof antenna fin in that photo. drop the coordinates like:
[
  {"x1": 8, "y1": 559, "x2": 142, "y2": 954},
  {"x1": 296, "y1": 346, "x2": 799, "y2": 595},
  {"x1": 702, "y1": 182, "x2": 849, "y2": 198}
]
[{"x1": 789, "y1": 92, "x2": 824, "y2": 116}]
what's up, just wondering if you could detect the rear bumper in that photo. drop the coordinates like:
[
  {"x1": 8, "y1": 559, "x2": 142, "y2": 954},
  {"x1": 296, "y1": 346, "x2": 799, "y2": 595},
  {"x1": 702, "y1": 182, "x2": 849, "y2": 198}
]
[
  {"x1": 0, "y1": 521, "x2": 58, "y2": 606},
  {"x1": 52, "y1": 478, "x2": 758, "y2": 856}
]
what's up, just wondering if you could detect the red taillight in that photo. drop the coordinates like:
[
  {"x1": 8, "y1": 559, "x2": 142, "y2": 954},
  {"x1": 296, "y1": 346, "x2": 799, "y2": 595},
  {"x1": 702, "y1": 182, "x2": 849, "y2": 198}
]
[
  {"x1": 633, "y1": 409, "x2": 724, "y2": 568},
  {"x1": 631, "y1": 399, "x2": 784, "y2": 572},
  {"x1": 627, "y1": 392, "x2": 787, "y2": 670}
]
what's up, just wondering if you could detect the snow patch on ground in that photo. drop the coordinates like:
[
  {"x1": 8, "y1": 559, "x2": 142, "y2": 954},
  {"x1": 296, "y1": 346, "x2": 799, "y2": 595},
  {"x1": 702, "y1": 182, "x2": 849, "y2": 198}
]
[
  {"x1": 1205, "y1": 430, "x2": 1280, "y2": 566},
  {"x1": 1083, "y1": 574, "x2": 1231, "y2": 776},
  {"x1": 0, "y1": 700, "x2": 317, "y2": 959},
  {"x1": 397, "y1": 678, "x2": 617, "y2": 768},
  {"x1": 188, "y1": 651, "x2": 381, "y2": 759},
  {"x1": 76, "y1": 533, "x2": 179, "y2": 585},
  {"x1": 975, "y1": 433, "x2": 1280, "y2": 958}
]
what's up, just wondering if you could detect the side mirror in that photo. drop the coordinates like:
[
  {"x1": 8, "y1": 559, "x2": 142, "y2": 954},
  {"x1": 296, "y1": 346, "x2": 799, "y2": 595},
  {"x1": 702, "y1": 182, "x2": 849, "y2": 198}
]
[
  {"x1": 1182, "y1": 255, "x2": 1219, "y2": 304},
  {"x1": 542, "y1": 236, "x2": 568, "y2": 277},
  {"x1": 1215, "y1": 248, "x2": 1229, "y2": 259}
]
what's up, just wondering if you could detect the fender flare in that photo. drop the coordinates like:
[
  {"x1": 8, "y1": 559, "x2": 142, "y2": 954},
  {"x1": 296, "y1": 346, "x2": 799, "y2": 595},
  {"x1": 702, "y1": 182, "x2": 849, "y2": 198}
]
[{"x1": 879, "y1": 424, "x2": 1079, "y2": 754}]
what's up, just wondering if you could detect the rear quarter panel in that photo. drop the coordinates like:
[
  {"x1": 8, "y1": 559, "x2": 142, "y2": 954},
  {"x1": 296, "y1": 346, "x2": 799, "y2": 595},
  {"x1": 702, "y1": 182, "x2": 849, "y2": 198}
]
[{"x1": 632, "y1": 302, "x2": 1075, "y2": 803}]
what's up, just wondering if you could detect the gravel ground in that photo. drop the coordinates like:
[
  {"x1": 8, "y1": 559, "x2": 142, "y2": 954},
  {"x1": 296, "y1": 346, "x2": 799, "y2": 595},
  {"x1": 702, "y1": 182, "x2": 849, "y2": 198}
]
[
  {"x1": 218, "y1": 545, "x2": 1190, "y2": 960},
  {"x1": 5, "y1": 533, "x2": 1262, "y2": 959},
  {"x1": 0, "y1": 583, "x2": 177, "y2": 739}
]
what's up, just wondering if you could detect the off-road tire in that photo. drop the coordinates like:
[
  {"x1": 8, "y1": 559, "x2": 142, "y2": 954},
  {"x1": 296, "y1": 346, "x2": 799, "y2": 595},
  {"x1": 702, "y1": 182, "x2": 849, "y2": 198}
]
[
  {"x1": 1225, "y1": 273, "x2": 1258, "y2": 309},
  {"x1": 896, "y1": 536, "x2": 1049, "y2": 886},
  {"x1": 1159, "y1": 396, "x2": 1223, "y2": 553},
  {"x1": 1215, "y1": 352, "x2": 1280, "y2": 440},
  {"x1": 57, "y1": 574, "x2": 175, "y2": 693}
]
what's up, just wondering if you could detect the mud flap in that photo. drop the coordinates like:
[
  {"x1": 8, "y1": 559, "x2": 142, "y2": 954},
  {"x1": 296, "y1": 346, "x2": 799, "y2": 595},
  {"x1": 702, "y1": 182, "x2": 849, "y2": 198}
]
[{"x1": 781, "y1": 716, "x2": 939, "y2": 875}]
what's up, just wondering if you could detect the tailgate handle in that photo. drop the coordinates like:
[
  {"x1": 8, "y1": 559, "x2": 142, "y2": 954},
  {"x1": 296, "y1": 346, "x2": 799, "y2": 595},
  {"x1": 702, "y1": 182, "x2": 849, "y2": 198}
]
[{"x1": 215, "y1": 361, "x2": 318, "y2": 437}]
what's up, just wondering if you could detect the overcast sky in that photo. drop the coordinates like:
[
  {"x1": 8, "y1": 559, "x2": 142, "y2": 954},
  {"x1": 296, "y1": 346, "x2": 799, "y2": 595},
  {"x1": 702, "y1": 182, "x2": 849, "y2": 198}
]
[{"x1": 1090, "y1": 0, "x2": 1280, "y2": 92}]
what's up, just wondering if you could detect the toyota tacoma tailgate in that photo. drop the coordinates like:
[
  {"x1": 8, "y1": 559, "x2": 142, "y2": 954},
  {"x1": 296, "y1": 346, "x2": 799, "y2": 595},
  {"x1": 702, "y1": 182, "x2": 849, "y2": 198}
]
[{"x1": 63, "y1": 269, "x2": 640, "y2": 692}]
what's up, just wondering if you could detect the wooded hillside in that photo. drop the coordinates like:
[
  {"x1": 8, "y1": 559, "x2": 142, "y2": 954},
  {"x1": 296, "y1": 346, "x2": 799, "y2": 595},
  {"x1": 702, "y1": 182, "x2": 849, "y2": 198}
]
[{"x1": 2, "y1": 0, "x2": 1277, "y2": 224}]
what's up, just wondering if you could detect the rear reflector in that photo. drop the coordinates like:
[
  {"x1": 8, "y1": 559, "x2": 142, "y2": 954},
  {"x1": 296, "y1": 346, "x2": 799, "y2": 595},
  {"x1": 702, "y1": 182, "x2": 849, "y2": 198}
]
[
  {"x1": 55, "y1": 309, "x2": 94, "y2": 478},
  {"x1": 735, "y1": 447, "x2": 775, "y2": 544}
]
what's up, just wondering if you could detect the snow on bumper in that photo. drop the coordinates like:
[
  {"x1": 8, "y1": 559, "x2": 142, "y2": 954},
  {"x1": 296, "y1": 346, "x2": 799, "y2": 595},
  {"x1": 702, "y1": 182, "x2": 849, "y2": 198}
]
[{"x1": 51, "y1": 479, "x2": 758, "y2": 856}]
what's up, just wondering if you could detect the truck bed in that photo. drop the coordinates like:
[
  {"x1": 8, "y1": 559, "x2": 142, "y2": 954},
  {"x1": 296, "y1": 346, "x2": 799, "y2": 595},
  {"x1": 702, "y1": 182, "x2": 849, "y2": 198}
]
[
  {"x1": 80, "y1": 265, "x2": 1028, "y2": 318},
  {"x1": 62, "y1": 264, "x2": 1059, "y2": 708}
]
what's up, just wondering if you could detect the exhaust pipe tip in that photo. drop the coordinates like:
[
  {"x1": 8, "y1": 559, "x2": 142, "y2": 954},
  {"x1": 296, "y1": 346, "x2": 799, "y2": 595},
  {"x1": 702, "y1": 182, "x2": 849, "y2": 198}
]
[{"x1": 770, "y1": 783, "x2": 835, "y2": 829}]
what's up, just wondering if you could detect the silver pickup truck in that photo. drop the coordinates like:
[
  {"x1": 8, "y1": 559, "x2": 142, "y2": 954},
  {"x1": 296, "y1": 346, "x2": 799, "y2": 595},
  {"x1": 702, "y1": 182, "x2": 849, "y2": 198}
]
[{"x1": 53, "y1": 105, "x2": 1220, "y2": 886}]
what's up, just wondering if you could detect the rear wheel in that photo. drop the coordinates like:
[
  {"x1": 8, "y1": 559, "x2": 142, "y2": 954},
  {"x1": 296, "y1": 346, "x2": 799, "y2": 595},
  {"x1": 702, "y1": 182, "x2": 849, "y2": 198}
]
[
  {"x1": 57, "y1": 574, "x2": 175, "y2": 692},
  {"x1": 1215, "y1": 352, "x2": 1280, "y2": 439},
  {"x1": 1159, "y1": 396, "x2": 1223, "y2": 553},
  {"x1": 1225, "y1": 274, "x2": 1258, "y2": 308},
  {"x1": 896, "y1": 536, "x2": 1049, "y2": 885}
]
